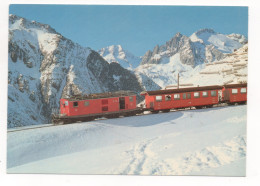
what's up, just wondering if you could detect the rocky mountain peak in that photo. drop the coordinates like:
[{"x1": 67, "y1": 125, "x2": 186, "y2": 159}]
[
  {"x1": 98, "y1": 45, "x2": 141, "y2": 70},
  {"x1": 141, "y1": 31, "x2": 194, "y2": 66},
  {"x1": 9, "y1": 14, "x2": 58, "y2": 34}
]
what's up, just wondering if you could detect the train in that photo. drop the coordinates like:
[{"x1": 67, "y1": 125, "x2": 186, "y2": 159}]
[{"x1": 52, "y1": 83, "x2": 247, "y2": 125}]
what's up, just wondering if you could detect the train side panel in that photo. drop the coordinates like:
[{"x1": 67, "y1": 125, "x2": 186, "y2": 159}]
[
  {"x1": 143, "y1": 89, "x2": 219, "y2": 111},
  {"x1": 60, "y1": 95, "x2": 137, "y2": 117}
]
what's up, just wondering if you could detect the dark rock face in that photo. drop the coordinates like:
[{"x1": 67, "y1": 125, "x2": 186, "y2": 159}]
[
  {"x1": 141, "y1": 50, "x2": 153, "y2": 65},
  {"x1": 205, "y1": 45, "x2": 224, "y2": 62},
  {"x1": 87, "y1": 51, "x2": 143, "y2": 93},
  {"x1": 86, "y1": 51, "x2": 116, "y2": 91},
  {"x1": 140, "y1": 33, "x2": 199, "y2": 67}
]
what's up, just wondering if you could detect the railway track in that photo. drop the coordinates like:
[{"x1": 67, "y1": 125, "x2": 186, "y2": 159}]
[
  {"x1": 7, "y1": 103, "x2": 239, "y2": 133},
  {"x1": 7, "y1": 124, "x2": 56, "y2": 133}
]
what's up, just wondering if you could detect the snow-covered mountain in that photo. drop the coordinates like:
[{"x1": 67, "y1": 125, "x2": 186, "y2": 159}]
[
  {"x1": 226, "y1": 33, "x2": 248, "y2": 45},
  {"x1": 136, "y1": 29, "x2": 247, "y2": 88},
  {"x1": 181, "y1": 44, "x2": 248, "y2": 86},
  {"x1": 8, "y1": 15, "x2": 144, "y2": 128},
  {"x1": 190, "y1": 28, "x2": 243, "y2": 53},
  {"x1": 98, "y1": 45, "x2": 141, "y2": 70}
]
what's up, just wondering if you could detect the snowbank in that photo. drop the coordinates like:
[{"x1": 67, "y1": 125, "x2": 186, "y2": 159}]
[{"x1": 7, "y1": 105, "x2": 246, "y2": 176}]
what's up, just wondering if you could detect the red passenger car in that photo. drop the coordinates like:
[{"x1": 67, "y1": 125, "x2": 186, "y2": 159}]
[
  {"x1": 141, "y1": 85, "x2": 223, "y2": 112},
  {"x1": 53, "y1": 91, "x2": 141, "y2": 124},
  {"x1": 222, "y1": 83, "x2": 247, "y2": 104}
]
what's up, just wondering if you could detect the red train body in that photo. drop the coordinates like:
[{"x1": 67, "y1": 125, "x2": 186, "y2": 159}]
[
  {"x1": 60, "y1": 94, "x2": 137, "y2": 117},
  {"x1": 222, "y1": 84, "x2": 247, "y2": 104},
  {"x1": 52, "y1": 83, "x2": 247, "y2": 124},
  {"x1": 141, "y1": 85, "x2": 222, "y2": 111},
  {"x1": 53, "y1": 91, "x2": 142, "y2": 124}
]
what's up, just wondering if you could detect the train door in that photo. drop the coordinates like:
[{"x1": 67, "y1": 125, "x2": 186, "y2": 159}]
[
  {"x1": 150, "y1": 102, "x2": 154, "y2": 108},
  {"x1": 223, "y1": 89, "x2": 230, "y2": 102},
  {"x1": 218, "y1": 90, "x2": 222, "y2": 102},
  {"x1": 119, "y1": 97, "x2": 125, "y2": 110},
  {"x1": 60, "y1": 100, "x2": 69, "y2": 115}
]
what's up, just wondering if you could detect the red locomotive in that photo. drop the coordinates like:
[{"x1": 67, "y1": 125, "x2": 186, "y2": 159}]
[
  {"x1": 52, "y1": 91, "x2": 143, "y2": 124},
  {"x1": 52, "y1": 83, "x2": 247, "y2": 125}
]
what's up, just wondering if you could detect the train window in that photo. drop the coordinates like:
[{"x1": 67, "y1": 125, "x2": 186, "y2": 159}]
[
  {"x1": 129, "y1": 96, "x2": 134, "y2": 102},
  {"x1": 174, "y1": 94, "x2": 180, "y2": 100},
  {"x1": 155, "y1": 95, "x2": 162, "y2": 102},
  {"x1": 211, "y1": 91, "x2": 217, "y2": 97},
  {"x1": 84, "y1": 101, "x2": 89, "y2": 106},
  {"x1": 241, "y1": 88, "x2": 247, "y2": 93},
  {"x1": 187, "y1": 93, "x2": 191, "y2": 99},
  {"x1": 232, "y1": 89, "x2": 238, "y2": 94},
  {"x1": 183, "y1": 93, "x2": 186, "y2": 99},
  {"x1": 65, "y1": 101, "x2": 68, "y2": 106},
  {"x1": 73, "y1": 102, "x2": 78, "y2": 107},
  {"x1": 194, "y1": 92, "x2": 200, "y2": 98},
  {"x1": 165, "y1": 95, "x2": 171, "y2": 101},
  {"x1": 202, "y1": 91, "x2": 208, "y2": 97}
]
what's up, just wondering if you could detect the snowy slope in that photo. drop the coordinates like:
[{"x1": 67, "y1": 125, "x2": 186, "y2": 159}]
[
  {"x1": 7, "y1": 105, "x2": 246, "y2": 176},
  {"x1": 226, "y1": 33, "x2": 248, "y2": 45},
  {"x1": 136, "y1": 53, "x2": 202, "y2": 88},
  {"x1": 98, "y1": 45, "x2": 141, "y2": 70}
]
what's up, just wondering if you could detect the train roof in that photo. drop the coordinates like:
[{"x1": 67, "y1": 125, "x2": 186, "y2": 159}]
[
  {"x1": 141, "y1": 83, "x2": 247, "y2": 96},
  {"x1": 223, "y1": 83, "x2": 247, "y2": 88},
  {"x1": 63, "y1": 90, "x2": 136, "y2": 101},
  {"x1": 141, "y1": 85, "x2": 223, "y2": 96}
]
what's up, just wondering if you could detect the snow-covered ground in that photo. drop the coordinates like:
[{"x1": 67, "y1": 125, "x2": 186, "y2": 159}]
[{"x1": 7, "y1": 105, "x2": 246, "y2": 176}]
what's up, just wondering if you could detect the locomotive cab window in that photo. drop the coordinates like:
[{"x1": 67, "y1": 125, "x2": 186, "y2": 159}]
[
  {"x1": 202, "y1": 91, "x2": 208, "y2": 97},
  {"x1": 232, "y1": 89, "x2": 238, "y2": 94},
  {"x1": 65, "y1": 101, "x2": 68, "y2": 106},
  {"x1": 165, "y1": 95, "x2": 171, "y2": 101},
  {"x1": 183, "y1": 93, "x2": 186, "y2": 99},
  {"x1": 194, "y1": 92, "x2": 200, "y2": 98},
  {"x1": 155, "y1": 95, "x2": 162, "y2": 102},
  {"x1": 73, "y1": 102, "x2": 78, "y2": 107},
  {"x1": 211, "y1": 90, "x2": 217, "y2": 97},
  {"x1": 84, "y1": 101, "x2": 89, "y2": 106},
  {"x1": 174, "y1": 94, "x2": 180, "y2": 100},
  {"x1": 241, "y1": 88, "x2": 247, "y2": 94},
  {"x1": 129, "y1": 96, "x2": 134, "y2": 102}
]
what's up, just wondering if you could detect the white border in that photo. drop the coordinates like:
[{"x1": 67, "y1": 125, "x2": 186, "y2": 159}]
[{"x1": 1, "y1": 0, "x2": 260, "y2": 186}]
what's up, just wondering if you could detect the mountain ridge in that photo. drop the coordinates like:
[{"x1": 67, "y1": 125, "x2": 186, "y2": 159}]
[{"x1": 8, "y1": 14, "x2": 145, "y2": 128}]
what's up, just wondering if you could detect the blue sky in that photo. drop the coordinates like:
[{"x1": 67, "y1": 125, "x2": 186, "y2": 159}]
[{"x1": 9, "y1": 5, "x2": 248, "y2": 56}]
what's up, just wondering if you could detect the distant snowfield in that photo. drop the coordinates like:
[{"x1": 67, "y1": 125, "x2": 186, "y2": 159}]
[{"x1": 7, "y1": 105, "x2": 246, "y2": 176}]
